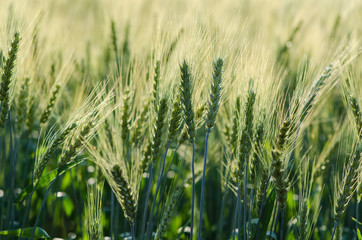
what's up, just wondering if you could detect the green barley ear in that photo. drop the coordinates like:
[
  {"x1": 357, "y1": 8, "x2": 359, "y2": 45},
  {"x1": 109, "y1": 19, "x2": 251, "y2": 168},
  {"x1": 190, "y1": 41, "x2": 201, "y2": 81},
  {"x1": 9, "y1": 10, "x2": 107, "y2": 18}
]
[
  {"x1": 122, "y1": 22, "x2": 130, "y2": 65},
  {"x1": 349, "y1": 95, "x2": 362, "y2": 139},
  {"x1": 168, "y1": 94, "x2": 182, "y2": 142},
  {"x1": 131, "y1": 98, "x2": 150, "y2": 146},
  {"x1": 58, "y1": 121, "x2": 94, "y2": 168},
  {"x1": 0, "y1": 32, "x2": 20, "y2": 129},
  {"x1": 16, "y1": 77, "x2": 29, "y2": 132},
  {"x1": 300, "y1": 64, "x2": 333, "y2": 121},
  {"x1": 250, "y1": 121, "x2": 265, "y2": 186},
  {"x1": 27, "y1": 96, "x2": 38, "y2": 134},
  {"x1": 334, "y1": 145, "x2": 362, "y2": 221},
  {"x1": 152, "y1": 60, "x2": 161, "y2": 111},
  {"x1": 111, "y1": 164, "x2": 137, "y2": 226},
  {"x1": 237, "y1": 88, "x2": 256, "y2": 180},
  {"x1": 297, "y1": 199, "x2": 309, "y2": 240},
  {"x1": 272, "y1": 118, "x2": 291, "y2": 209},
  {"x1": 154, "y1": 185, "x2": 184, "y2": 240},
  {"x1": 151, "y1": 98, "x2": 168, "y2": 163},
  {"x1": 85, "y1": 181, "x2": 104, "y2": 240},
  {"x1": 111, "y1": 20, "x2": 120, "y2": 72},
  {"x1": 230, "y1": 96, "x2": 241, "y2": 157},
  {"x1": 256, "y1": 168, "x2": 269, "y2": 212},
  {"x1": 206, "y1": 58, "x2": 223, "y2": 131},
  {"x1": 34, "y1": 123, "x2": 77, "y2": 184},
  {"x1": 179, "y1": 60, "x2": 195, "y2": 143},
  {"x1": 139, "y1": 141, "x2": 152, "y2": 175},
  {"x1": 40, "y1": 84, "x2": 61, "y2": 125},
  {"x1": 121, "y1": 89, "x2": 131, "y2": 143}
]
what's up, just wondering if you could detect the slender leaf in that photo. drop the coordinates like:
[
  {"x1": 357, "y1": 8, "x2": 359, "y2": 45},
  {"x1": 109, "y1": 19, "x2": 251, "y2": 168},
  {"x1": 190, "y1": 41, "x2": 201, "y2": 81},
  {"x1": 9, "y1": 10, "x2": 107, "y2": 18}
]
[
  {"x1": 0, "y1": 227, "x2": 51, "y2": 239},
  {"x1": 258, "y1": 190, "x2": 276, "y2": 240},
  {"x1": 14, "y1": 160, "x2": 84, "y2": 203}
]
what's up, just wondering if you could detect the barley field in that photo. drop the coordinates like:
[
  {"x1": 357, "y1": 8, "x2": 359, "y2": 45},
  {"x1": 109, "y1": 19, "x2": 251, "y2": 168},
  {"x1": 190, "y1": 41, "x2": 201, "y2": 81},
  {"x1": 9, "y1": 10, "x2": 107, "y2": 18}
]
[{"x1": 0, "y1": 0, "x2": 361, "y2": 239}]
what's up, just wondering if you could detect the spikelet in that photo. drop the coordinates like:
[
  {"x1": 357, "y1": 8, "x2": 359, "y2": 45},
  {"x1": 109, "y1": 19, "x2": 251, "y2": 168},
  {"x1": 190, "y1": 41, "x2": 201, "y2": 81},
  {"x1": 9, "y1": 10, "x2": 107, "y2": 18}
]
[
  {"x1": 168, "y1": 94, "x2": 182, "y2": 142},
  {"x1": 206, "y1": 58, "x2": 224, "y2": 131},
  {"x1": 151, "y1": 98, "x2": 168, "y2": 163},
  {"x1": 0, "y1": 32, "x2": 20, "y2": 129},
  {"x1": 334, "y1": 145, "x2": 362, "y2": 221},
  {"x1": 237, "y1": 88, "x2": 256, "y2": 181},
  {"x1": 272, "y1": 118, "x2": 291, "y2": 209},
  {"x1": 40, "y1": 84, "x2": 61, "y2": 125},
  {"x1": 16, "y1": 77, "x2": 29, "y2": 132},
  {"x1": 85, "y1": 181, "x2": 104, "y2": 240},
  {"x1": 58, "y1": 121, "x2": 93, "y2": 168},
  {"x1": 111, "y1": 164, "x2": 137, "y2": 226},
  {"x1": 179, "y1": 60, "x2": 195, "y2": 143},
  {"x1": 154, "y1": 185, "x2": 184, "y2": 240},
  {"x1": 33, "y1": 123, "x2": 77, "y2": 184}
]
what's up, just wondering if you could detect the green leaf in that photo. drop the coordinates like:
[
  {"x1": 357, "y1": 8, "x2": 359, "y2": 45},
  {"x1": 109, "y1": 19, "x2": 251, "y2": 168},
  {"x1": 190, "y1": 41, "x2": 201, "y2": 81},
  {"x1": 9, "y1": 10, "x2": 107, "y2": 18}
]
[
  {"x1": 14, "y1": 160, "x2": 84, "y2": 203},
  {"x1": 357, "y1": 228, "x2": 362, "y2": 240},
  {"x1": 62, "y1": 194, "x2": 75, "y2": 217},
  {"x1": 257, "y1": 190, "x2": 276, "y2": 240},
  {"x1": 0, "y1": 227, "x2": 51, "y2": 239}
]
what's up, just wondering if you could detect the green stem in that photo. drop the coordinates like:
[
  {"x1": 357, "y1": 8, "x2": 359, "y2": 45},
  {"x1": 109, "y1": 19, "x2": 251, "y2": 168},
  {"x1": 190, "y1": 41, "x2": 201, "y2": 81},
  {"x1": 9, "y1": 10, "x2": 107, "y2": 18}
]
[
  {"x1": 31, "y1": 178, "x2": 56, "y2": 240},
  {"x1": 191, "y1": 142, "x2": 196, "y2": 240},
  {"x1": 146, "y1": 141, "x2": 171, "y2": 238},
  {"x1": 330, "y1": 221, "x2": 338, "y2": 240},
  {"x1": 244, "y1": 163, "x2": 248, "y2": 240},
  {"x1": 198, "y1": 131, "x2": 210, "y2": 239}
]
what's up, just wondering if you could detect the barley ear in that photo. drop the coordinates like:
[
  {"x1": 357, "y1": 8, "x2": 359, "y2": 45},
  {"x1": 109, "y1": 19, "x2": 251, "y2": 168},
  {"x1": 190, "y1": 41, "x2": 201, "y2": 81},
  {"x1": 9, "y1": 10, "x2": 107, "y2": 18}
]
[
  {"x1": 40, "y1": 84, "x2": 61, "y2": 125},
  {"x1": 230, "y1": 96, "x2": 241, "y2": 157},
  {"x1": 151, "y1": 98, "x2": 168, "y2": 163},
  {"x1": 237, "y1": 88, "x2": 256, "y2": 181},
  {"x1": 111, "y1": 164, "x2": 137, "y2": 226},
  {"x1": 349, "y1": 95, "x2": 362, "y2": 139},
  {"x1": 58, "y1": 121, "x2": 93, "y2": 168},
  {"x1": 16, "y1": 77, "x2": 29, "y2": 132},
  {"x1": 179, "y1": 60, "x2": 195, "y2": 143},
  {"x1": 34, "y1": 123, "x2": 77, "y2": 184},
  {"x1": 0, "y1": 32, "x2": 20, "y2": 129},
  {"x1": 206, "y1": 57, "x2": 223, "y2": 131},
  {"x1": 152, "y1": 60, "x2": 161, "y2": 111},
  {"x1": 272, "y1": 118, "x2": 291, "y2": 209},
  {"x1": 121, "y1": 89, "x2": 131, "y2": 143},
  {"x1": 168, "y1": 94, "x2": 182, "y2": 142},
  {"x1": 300, "y1": 64, "x2": 333, "y2": 121},
  {"x1": 154, "y1": 185, "x2": 184, "y2": 240},
  {"x1": 334, "y1": 145, "x2": 362, "y2": 221}
]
